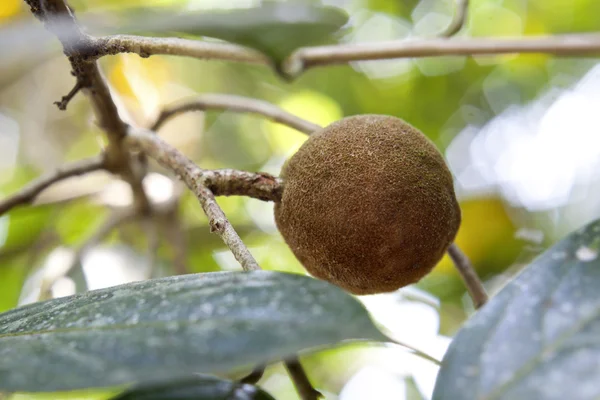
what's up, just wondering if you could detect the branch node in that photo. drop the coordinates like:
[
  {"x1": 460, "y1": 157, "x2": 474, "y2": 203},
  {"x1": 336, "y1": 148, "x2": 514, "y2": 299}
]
[{"x1": 209, "y1": 218, "x2": 226, "y2": 234}]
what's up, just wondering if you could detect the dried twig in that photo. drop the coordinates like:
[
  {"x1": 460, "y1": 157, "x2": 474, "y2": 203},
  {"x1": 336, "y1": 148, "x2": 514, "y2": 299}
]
[
  {"x1": 151, "y1": 94, "x2": 321, "y2": 134},
  {"x1": 282, "y1": 33, "x2": 600, "y2": 77},
  {"x1": 125, "y1": 128, "x2": 260, "y2": 271},
  {"x1": 53, "y1": 78, "x2": 83, "y2": 110},
  {"x1": 447, "y1": 243, "x2": 488, "y2": 308},
  {"x1": 0, "y1": 155, "x2": 105, "y2": 217},
  {"x1": 284, "y1": 357, "x2": 322, "y2": 400},
  {"x1": 439, "y1": 0, "x2": 469, "y2": 37}
]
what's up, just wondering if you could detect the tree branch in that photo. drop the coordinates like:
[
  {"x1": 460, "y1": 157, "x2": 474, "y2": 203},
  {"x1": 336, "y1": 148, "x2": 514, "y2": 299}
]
[
  {"x1": 447, "y1": 243, "x2": 488, "y2": 308},
  {"x1": 92, "y1": 35, "x2": 269, "y2": 65},
  {"x1": 282, "y1": 32, "x2": 600, "y2": 77},
  {"x1": 80, "y1": 31, "x2": 600, "y2": 81},
  {"x1": 0, "y1": 155, "x2": 105, "y2": 217},
  {"x1": 125, "y1": 128, "x2": 261, "y2": 271},
  {"x1": 25, "y1": 0, "x2": 151, "y2": 214},
  {"x1": 203, "y1": 170, "x2": 282, "y2": 202},
  {"x1": 284, "y1": 357, "x2": 322, "y2": 400},
  {"x1": 439, "y1": 0, "x2": 469, "y2": 37},
  {"x1": 151, "y1": 94, "x2": 321, "y2": 134},
  {"x1": 163, "y1": 208, "x2": 189, "y2": 275}
]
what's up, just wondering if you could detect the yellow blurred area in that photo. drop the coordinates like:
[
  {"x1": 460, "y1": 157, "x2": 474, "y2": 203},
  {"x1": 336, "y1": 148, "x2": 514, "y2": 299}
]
[
  {"x1": 107, "y1": 55, "x2": 172, "y2": 122},
  {"x1": 433, "y1": 197, "x2": 516, "y2": 276},
  {"x1": 523, "y1": 16, "x2": 549, "y2": 35},
  {"x1": 10, "y1": 390, "x2": 117, "y2": 400},
  {"x1": 469, "y1": 3, "x2": 524, "y2": 37},
  {"x1": 504, "y1": 53, "x2": 549, "y2": 70},
  {"x1": 267, "y1": 91, "x2": 342, "y2": 156},
  {"x1": 0, "y1": 0, "x2": 20, "y2": 19}
]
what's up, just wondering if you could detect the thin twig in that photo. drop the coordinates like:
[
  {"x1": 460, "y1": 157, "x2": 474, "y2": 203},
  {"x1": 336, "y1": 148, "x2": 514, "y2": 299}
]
[
  {"x1": 0, "y1": 155, "x2": 105, "y2": 217},
  {"x1": 53, "y1": 78, "x2": 83, "y2": 110},
  {"x1": 282, "y1": 32, "x2": 600, "y2": 77},
  {"x1": 125, "y1": 128, "x2": 260, "y2": 271},
  {"x1": 93, "y1": 35, "x2": 269, "y2": 65},
  {"x1": 382, "y1": 339, "x2": 441, "y2": 366},
  {"x1": 164, "y1": 208, "x2": 189, "y2": 275},
  {"x1": 447, "y1": 243, "x2": 488, "y2": 308},
  {"x1": 284, "y1": 357, "x2": 322, "y2": 400},
  {"x1": 151, "y1": 94, "x2": 321, "y2": 134},
  {"x1": 143, "y1": 217, "x2": 161, "y2": 277},
  {"x1": 439, "y1": 0, "x2": 469, "y2": 37},
  {"x1": 239, "y1": 365, "x2": 266, "y2": 385}
]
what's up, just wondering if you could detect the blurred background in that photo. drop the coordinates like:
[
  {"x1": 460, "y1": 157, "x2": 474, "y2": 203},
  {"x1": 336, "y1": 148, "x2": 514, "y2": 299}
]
[{"x1": 1, "y1": 0, "x2": 600, "y2": 399}]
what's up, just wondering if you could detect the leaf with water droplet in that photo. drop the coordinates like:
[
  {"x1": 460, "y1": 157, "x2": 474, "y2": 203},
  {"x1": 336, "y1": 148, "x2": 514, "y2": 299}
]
[
  {"x1": 433, "y1": 218, "x2": 600, "y2": 400},
  {"x1": 0, "y1": 271, "x2": 385, "y2": 392},
  {"x1": 109, "y1": 375, "x2": 275, "y2": 400}
]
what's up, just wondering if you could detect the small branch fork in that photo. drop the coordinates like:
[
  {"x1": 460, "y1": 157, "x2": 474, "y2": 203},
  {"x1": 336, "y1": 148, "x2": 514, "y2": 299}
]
[{"x1": 0, "y1": 155, "x2": 105, "y2": 215}]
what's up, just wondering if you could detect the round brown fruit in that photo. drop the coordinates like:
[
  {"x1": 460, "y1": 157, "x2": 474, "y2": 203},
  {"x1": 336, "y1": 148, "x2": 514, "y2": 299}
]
[{"x1": 274, "y1": 114, "x2": 461, "y2": 295}]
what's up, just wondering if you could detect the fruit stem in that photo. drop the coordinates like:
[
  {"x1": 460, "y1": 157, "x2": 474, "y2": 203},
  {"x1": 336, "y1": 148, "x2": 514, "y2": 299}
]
[{"x1": 447, "y1": 243, "x2": 489, "y2": 309}]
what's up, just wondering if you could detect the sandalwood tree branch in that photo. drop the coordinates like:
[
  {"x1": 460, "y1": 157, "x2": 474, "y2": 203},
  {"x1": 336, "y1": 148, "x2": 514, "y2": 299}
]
[
  {"x1": 0, "y1": 155, "x2": 105, "y2": 216},
  {"x1": 447, "y1": 243, "x2": 488, "y2": 308},
  {"x1": 282, "y1": 32, "x2": 600, "y2": 77},
  {"x1": 151, "y1": 94, "x2": 321, "y2": 134},
  {"x1": 125, "y1": 128, "x2": 261, "y2": 271},
  {"x1": 72, "y1": 30, "x2": 600, "y2": 80},
  {"x1": 92, "y1": 35, "x2": 269, "y2": 65}
]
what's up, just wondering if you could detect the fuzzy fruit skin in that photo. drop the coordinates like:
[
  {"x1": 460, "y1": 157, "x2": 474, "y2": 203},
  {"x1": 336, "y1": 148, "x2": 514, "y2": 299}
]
[{"x1": 274, "y1": 114, "x2": 461, "y2": 295}]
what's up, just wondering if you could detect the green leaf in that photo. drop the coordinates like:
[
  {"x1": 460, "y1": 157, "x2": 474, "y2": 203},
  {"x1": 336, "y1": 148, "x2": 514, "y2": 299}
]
[
  {"x1": 0, "y1": 270, "x2": 384, "y2": 392},
  {"x1": 110, "y1": 375, "x2": 275, "y2": 400},
  {"x1": 107, "y1": 3, "x2": 349, "y2": 63},
  {"x1": 433, "y1": 218, "x2": 600, "y2": 400}
]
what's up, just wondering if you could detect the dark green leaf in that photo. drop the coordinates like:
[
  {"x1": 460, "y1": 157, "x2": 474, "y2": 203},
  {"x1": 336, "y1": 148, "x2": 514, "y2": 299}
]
[
  {"x1": 0, "y1": 270, "x2": 384, "y2": 392},
  {"x1": 433, "y1": 218, "x2": 600, "y2": 400},
  {"x1": 110, "y1": 375, "x2": 275, "y2": 400}
]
